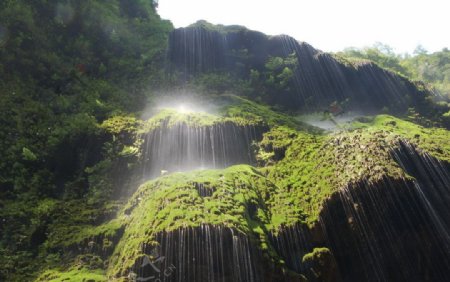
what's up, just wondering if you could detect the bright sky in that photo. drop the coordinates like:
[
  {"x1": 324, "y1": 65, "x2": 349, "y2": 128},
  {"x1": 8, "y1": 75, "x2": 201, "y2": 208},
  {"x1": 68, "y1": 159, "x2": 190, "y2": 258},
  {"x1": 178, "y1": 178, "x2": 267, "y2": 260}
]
[{"x1": 158, "y1": 0, "x2": 449, "y2": 54}]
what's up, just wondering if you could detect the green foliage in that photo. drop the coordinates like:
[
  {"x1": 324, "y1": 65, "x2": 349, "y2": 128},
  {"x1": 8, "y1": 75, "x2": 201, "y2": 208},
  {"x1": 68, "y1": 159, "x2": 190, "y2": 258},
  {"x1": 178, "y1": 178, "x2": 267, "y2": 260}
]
[
  {"x1": 188, "y1": 20, "x2": 248, "y2": 34},
  {"x1": 336, "y1": 44, "x2": 410, "y2": 76},
  {"x1": 0, "y1": 197, "x2": 120, "y2": 280},
  {"x1": 0, "y1": 0, "x2": 172, "y2": 198},
  {"x1": 22, "y1": 147, "x2": 37, "y2": 161},
  {"x1": 337, "y1": 45, "x2": 450, "y2": 99},
  {"x1": 1, "y1": 3, "x2": 449, "y2": 280},
  {"x1": 263, "y1": 52, "x2": 298, "y2": 91},
  {"x1": 101, "y1": 115, "x2": 142, "y2": 136},
  {"x1": 0, "y1": 2, "x2": 173, "y2": 280}
]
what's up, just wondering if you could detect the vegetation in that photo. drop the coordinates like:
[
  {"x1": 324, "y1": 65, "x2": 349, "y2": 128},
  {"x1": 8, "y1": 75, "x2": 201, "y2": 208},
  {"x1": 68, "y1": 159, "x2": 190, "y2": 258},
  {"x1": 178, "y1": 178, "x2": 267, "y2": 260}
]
[
  {"x1": 103, "y1": 112, "x2": 450, "y2": 278},
  {"x1": 36, "y1": 266, "x2": 106, "y2": 282},
  {"x1": 0, "y1": 3, "x2": 449, "y2": 281},
  {"x1": 336, "y1": 44, "x2": 450, "y2": 99},
  {"x1": 109, "y1": 165, "x2": 278, "y2": 276},
  {"x1": 0, "y1": 1, "x2": 171, "y2": 280}
]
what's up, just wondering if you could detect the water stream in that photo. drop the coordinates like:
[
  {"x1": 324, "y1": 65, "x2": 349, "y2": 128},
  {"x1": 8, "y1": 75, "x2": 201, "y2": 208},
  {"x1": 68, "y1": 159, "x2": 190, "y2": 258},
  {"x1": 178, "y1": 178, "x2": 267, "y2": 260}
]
[{"x1": 141, "y1": 121, "x2": 264, "y2": 178}]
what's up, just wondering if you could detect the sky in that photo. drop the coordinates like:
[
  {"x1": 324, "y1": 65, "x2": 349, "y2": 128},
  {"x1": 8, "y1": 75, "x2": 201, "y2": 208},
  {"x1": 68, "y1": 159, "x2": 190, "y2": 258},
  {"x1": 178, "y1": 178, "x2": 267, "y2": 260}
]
[{"x1": 157, "y1": 0, "x2": 450, "y2": 54}]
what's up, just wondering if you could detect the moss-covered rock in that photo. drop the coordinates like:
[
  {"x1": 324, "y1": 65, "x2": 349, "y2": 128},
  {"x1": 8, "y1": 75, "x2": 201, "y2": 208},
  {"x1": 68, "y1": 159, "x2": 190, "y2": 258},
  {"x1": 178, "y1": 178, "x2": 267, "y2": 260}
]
[
  {"x1": 103, "y1": 113, "x2": 450, "y2": 279},
  {"x1": 35, "y1": 267, "x2": 107, "y2": 282},
  {"x1": 26, "y1": 110, "x2": 450, "y2": 281},
  {"x1": 108, "y1": 165, "x2": 278, "y2": 277}
]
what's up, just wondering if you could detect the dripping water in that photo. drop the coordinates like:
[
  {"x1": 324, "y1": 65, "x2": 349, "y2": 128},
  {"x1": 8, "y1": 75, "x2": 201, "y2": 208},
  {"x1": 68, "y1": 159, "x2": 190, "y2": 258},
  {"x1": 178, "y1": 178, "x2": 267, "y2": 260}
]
[
  {"x1": 135, "y1": 225, "x2": 263, "y2": 282},
  {"x1": 141, "y1": 121, "x2": 264, "y2": 179}
]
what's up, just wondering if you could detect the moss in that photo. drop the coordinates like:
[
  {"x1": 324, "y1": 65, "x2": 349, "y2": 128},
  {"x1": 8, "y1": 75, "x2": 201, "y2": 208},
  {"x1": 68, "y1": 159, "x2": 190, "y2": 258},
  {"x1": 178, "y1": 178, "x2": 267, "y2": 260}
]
[
  {"x1": 302, "y1": 247, "x2": 331, "y2": 263},
  {"x1": 140, "y1": 101, "x2": 267, "y2": 136},
  {"x1": 44, "y1": 200, "x2": 123, "y2": 249},
  {"x1": 141, "y1": 108, "x2": 220, "y2": 131},
  {"x1": 24, "y1": 113, "x2": 450, "y2": 280},
  {"x1": 257, "y1": 126, "x2": 299, "y2": 165},
  {"x1": 141, "y1": 96, "x2": 277, "y2": 131},
  {"x1": 264, "y1": 114, "x2": 450, "y2": 228},
  {"x1": 108, "y1": 165, "x2": 277, "y2": 277},
  {"x1": 218, "y1": 95, "x2": 319, "y2": 132},
  {"x1": 103, "y1": 112, "x2": 450, "y2": 277},
  {"x1": 302, "y1": 247, "x2": 338, "y2": 281},
  {"x1": 352, "y1": 115, "x2": 450, "y2": 162},
  {"x1": 331, "y1": 53, "x2": 374, "y2": 68},
  {"x1": 35, "y1": 267, "x2": 107, "y2": 282}
]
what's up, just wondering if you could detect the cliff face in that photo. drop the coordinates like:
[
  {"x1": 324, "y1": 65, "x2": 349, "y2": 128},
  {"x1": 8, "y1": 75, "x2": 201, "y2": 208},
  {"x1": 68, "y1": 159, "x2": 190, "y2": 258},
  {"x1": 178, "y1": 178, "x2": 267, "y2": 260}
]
[
  {"x1": 112, "y1": 113, "x2": 449, "y2": 282},
  {"x1": 1, "y1": 5, "x2": 449, "y2": 281},
  {"x1": 168, "y1": 22, "x2": 427, "y2": 111},
  {"x1": 29, "y1": 99, "x2": 450, "y2": 282}
]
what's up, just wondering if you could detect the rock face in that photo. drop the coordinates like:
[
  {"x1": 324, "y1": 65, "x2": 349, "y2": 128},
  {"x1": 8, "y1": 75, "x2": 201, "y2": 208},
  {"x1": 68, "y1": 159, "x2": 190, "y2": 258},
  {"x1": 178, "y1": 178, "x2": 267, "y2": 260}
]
[
  {"x1": 111, "y1": 151, "x2": 449, "y2": 281},
  {"x1": 28, "y1": 98, "x2": 450, "y2": 282},
  {"x1": 168, "y1": 22, "x2": 426, "y2": 111},
  {"x1": 142, "y1": 121, "x2": 264, "y2": 178},
  {"x1": 321, "y1": 177, "x2": 450, "y2": 281},
  {"x1": 137, "y1": 226, "x2": 266, "y2": 282},
  {"x1": 101, "y1": 111, "x2": 449, "y2": 281}
]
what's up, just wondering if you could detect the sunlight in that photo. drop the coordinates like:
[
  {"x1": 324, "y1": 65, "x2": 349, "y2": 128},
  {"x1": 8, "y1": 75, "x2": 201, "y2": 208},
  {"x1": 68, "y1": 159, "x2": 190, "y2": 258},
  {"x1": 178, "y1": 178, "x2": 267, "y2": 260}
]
[{"x1": 176, "y1": 104, "x2": 193, "y2": 114}]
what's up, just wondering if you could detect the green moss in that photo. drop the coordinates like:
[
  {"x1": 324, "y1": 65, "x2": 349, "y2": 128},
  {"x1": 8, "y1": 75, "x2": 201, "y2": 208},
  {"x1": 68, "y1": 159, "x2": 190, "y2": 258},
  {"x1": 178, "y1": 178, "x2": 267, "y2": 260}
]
[
  {"x1": 141, "y1": 108, "x2": 220, "y2": 131},
  {"x1": 219, "y1": 95, "x2": 319, "y2": 132},
  {"x1": 257, "y1": 126, "x2": 299, "y2": 165},
  {"x1": 34, "y1": 254, "x2": 107, "y2": 281},
  {"x1": 23, "y1": 113, "x2": 450, "y2": 280},
  {"x1": 353, "y1": 115, "x2": 450, "y2": 162},
  {"x1": 108, "y1": 165, "x2": 276, "y2": 277},
  {"x1": 104, "y1": 112, "x2": 450, "y2": 277},
  {"x1": 263, "y1": 114, "x2": 450, "y2": 228},
  {"x1": 140, "y1": 102, "x2": 266, "y2": 136},
  {"x1": 35, "y1": 267, "x2": 107, "y2": 282},
  {"x1": 302, "y1": 247, "x2": 332, "y2": 263},
  {"x1": 44, "y1": 200, "x2": 123, "y2": 249}
]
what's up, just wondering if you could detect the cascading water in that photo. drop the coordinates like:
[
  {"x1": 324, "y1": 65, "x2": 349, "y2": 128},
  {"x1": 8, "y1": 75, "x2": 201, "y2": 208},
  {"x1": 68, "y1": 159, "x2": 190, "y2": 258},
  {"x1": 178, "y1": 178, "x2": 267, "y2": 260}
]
[
  {"x1": 268, "y1": 224, "x2": 313, "y2": 273},
  {"x1": 392, "y1": 140, "x2": 450, "y2": 231},
  {"x1": 319, "y1": 158, "x2": 450, "y2": 281},
  {"x1": 168, "y1": 24, "x2": 427, "y2": 112},
  {"x1": 132, "y1": 225, "x2": 263, "y2": 282},
  {"x1": 141, "y1": 120, "x2": 264, "y2": 178},
  {"x1": 262, "y1": 140, "x2": 450, "y2": 281}
]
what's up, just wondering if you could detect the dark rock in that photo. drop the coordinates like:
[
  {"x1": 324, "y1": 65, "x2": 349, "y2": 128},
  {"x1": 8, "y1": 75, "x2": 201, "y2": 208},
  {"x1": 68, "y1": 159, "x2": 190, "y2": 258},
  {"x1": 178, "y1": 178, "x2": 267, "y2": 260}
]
[{"x1": 168, "y1": 22, "x2": 428, "y2": 112}]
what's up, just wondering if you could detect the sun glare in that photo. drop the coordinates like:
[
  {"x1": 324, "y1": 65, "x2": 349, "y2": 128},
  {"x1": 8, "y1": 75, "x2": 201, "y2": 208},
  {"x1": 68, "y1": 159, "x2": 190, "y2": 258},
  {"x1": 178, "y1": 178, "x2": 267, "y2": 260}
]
[{"x1": 176, "y1": 104, "x2": 193, "y2": 114}]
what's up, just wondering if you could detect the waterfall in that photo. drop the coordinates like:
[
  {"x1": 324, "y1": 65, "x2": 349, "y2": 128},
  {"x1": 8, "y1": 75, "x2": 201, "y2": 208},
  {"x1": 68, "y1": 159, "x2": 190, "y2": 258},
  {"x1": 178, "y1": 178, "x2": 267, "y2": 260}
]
[
  {"x1": 141, "y1": 121, "x2": 264, "y2": 178},
  {"x1": 392, "y1": 140, "x2": 450, "y2": 233},
  {"x1": 132, "y1": 225, "x2": 263, "y2": 282},
  {"x1": 320, "y1": 172, "x2": 450, "y2": 281},
  {"x1": 268, "y1": 224, "x2": 313, "y2": 273}
]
